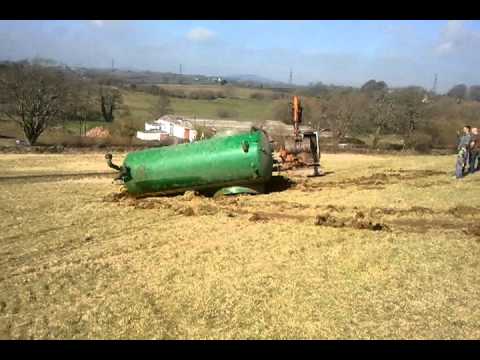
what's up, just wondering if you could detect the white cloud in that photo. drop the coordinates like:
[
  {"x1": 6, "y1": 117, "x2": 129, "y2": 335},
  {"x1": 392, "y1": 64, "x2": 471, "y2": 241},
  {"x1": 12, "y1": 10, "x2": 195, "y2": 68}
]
[
  {"x1": 91, "y1": 20, "x2": 104, "y2": 27},
  {"x1": 186, "y1": 27, "x2": 216, "y2": 42},
  {"x1": 89, "y1": 20, "x2": 127, "y2": 28},
  {"x1": 445, "y1": 20, "x2": 467, "y2": 35},
  {"x1": 435, "y1": 20, "x2": 480, "y2": 55},
  {"x1": 436, "y1": 41, "x2": 453, "y2": 54}
]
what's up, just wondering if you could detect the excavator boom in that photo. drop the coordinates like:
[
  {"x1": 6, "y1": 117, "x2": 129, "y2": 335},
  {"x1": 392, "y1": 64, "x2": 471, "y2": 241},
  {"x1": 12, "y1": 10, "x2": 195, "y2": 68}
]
[{"x1": 277, "y1": 95, "x2": 323, "y2": 176}]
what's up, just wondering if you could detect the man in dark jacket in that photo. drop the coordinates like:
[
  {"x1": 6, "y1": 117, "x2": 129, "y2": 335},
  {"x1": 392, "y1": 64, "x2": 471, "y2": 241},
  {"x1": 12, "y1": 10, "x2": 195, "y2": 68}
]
[
  {"x1": 469, "y1": 127, "x2": 479, "y2": 174},
  {"x1": 456, "y1": 125, "x2": 472, "y2": 179}
]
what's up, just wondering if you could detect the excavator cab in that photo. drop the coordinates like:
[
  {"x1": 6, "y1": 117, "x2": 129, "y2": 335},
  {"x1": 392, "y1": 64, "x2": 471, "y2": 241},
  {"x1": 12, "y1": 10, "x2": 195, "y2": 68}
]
[{"x1": 277, "y1": 96, "x2": 323, "y2": 177}]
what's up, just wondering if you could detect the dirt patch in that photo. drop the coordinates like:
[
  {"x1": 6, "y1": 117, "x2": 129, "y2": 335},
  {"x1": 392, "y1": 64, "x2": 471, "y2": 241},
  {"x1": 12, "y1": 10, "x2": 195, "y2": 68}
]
[
  {"x1": 314, "y1": 212, "x2": 389, "y2": 231},
  {"x1": 314, "y1": 213, "x2": 346, "y2": 227},
  {"x1": 410, "y1": 206, "x2": 435, "y2": 215},
  {"x1": 102, "y1": 191, "x2": 130, "y2": 203},
  {"x1": 386, "y1": 169, "x2": 447, "y2": 177},
  {"x1": 106, "y1": 192, "x2": 221, "y2": 218},
  {"x1": 263, "y1": 200, "x2": 311, "y2": 210},
  {"x1": 104, "y1": 191, "x2": 474, "y2": 236},
  {"x1": 413, "y1": 180, "x2": 451, "y2": 188},
  {"x1": 195, "y1": 204, "x2": 219, "y2": 216},
  {"x1": 391, "y1": 218, "x2": 467, "y2": 233},
  {"x1": 0, "y1": 171, "x2": 116, "y2": 184},
  {"x1": 249, "y1": 213, "x2": 270, "y2": 222},
  {"x1": 360, "y1": 186, "x2": 387, "y2": 190},
  {"x1": 324, "y1": 204, "x2": 346, "y2": 213},
  {"x1": 182, "y1": 191, "x2": 199, "y2": 201},
  {"x1": 369, "y1": 206, "x2": 435, "y2": 217},
  {"x1": 297, "y1": 168, "x2": 448, "y2": 191},
  {"x1": 265, "y1": 176, "x2": 296, "y2": 193},
  {"x1": 134, "y1": 201, "x2": 157, "y2": 210},
  {"x1": 176, "y1": 206, "x2": 195, "y2": 216},
  {"x1": 369, "y1": 207, "x2": 396, "y2": 216},
  {"x1": 448, "y1": 206, "x2": 480, "y2": 217},
  {"x1": 462, "y1": 224, "x2": 480, "y2": 239},
  {"x1": 350, "y1": 219, "x2": 389, "y2": 231}
]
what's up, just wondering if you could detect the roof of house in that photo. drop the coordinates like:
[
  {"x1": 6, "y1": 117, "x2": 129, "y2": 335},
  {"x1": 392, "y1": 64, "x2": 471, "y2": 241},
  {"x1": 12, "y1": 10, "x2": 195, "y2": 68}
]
[
  {"x1": 154, "y1": 115, "x2": 194, "y2": 129},
  {"x1": 138, "y1": 129, "x2": 168, "y2": 134}
]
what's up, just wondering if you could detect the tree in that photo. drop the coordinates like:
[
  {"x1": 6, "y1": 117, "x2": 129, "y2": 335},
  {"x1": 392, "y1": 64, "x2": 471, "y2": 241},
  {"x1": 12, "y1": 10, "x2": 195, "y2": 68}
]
[
  {"x1": 447, "y1": 84, "x2": 468, "y2": 100},
  {"x1": 361, "y1": 79, "x2": 388, "y2": 93},
  {"x1": 469, "y1": 86, "x2": 480, "y2": 102},
  {"x1": 390, "y1": 88, "x2": 425, "y2": 149},
  {"x1": 64, "y1": 79, "x2": 97, "y2": 135},
  {"x1": 151, "y1": 91, "x2": 172, "y2": 118},
  {"x1": 323, "y1": 93, "x2": 368, "y2": 140},
  {"x1": 301, "y1": 82, "x2": 329, "y2": 97},
  {"x1": 99, "y1": 86, "x2": 122, "y2": 122},
  {"x1": 367, "y1": 92, "x2": 396, "y2": 149},
  {"x1": 117, "y1": 106, "x2": 140, "y2": 137},
  {"x1": 272, "y1": 100, "x2": 292, "y2": 124},
  {"x1": 0, "y1": 63, "x2": 67, "y2": 145}
]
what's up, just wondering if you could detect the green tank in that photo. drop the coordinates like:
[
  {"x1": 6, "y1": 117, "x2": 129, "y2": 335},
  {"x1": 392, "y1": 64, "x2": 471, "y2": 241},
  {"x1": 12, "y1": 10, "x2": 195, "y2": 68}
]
[{"x1": 107, "y1": 129, "x2": 273, "y2": 195}]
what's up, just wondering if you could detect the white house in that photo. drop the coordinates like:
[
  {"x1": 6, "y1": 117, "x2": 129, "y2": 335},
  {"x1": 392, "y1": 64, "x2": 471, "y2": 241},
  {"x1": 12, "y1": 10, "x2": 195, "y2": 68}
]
[{"x1": 136, "y1": 115, "x2": 197, "y2": 143}]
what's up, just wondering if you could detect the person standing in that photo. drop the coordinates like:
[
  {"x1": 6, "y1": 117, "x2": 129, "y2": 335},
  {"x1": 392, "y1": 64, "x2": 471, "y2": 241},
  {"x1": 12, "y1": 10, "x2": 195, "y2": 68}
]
[
  {"x1": 469, "y1": 127, "x2": 479, "y2": 174},
  {"x1": 456, "y1": 125, "x2": 472, "y2": 179}
]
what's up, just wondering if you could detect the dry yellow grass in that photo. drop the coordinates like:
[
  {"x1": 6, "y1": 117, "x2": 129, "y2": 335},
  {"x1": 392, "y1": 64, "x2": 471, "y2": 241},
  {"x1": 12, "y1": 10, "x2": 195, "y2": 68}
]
[{"x1": 1, "y1": 152, "x2": 480, "y2": 339}]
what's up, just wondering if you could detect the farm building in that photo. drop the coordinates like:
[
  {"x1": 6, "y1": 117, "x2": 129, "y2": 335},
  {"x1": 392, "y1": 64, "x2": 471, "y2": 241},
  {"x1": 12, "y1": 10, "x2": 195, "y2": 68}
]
[{"x1": 136, "y1": 115, "x2": 197, "y2": 143}]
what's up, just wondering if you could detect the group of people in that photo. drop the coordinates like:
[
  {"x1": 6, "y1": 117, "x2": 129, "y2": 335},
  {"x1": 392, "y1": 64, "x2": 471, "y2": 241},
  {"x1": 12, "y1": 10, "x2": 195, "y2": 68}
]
[{"x1": 456, "y1": 125, "x2": 479, "y2": 179}]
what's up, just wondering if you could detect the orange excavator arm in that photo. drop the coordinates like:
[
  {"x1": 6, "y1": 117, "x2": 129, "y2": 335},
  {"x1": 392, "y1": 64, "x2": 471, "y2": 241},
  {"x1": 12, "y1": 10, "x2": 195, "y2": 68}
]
[{"x1": 291, "y1": 95, "x2": 302, "y2": 139}]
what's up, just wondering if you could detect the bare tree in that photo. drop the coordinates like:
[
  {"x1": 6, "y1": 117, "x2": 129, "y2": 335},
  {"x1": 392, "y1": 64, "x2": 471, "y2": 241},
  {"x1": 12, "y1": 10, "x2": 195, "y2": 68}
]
[
  {"x1": 64, "y1": 79, "x2": 97, "y2": 135},
  {"x1": 99, "y1": 86, "x2": 122, "y2": 123},
  {"x1": 305, "y1": 94, "x2": 367, "y2": 148},
  {"x1": 390, "y1": 88, "x2": 425, "y2": 149},
  {"x1": 447, "y1": 84, "x2": 468, "y2": 101},
  {"x1": 0, "y1": 64, "x2": 67, "y2": 145},
  {"x1": 151, "y1": 91, "x2": 172, "y2": 118},
  {"x1": 327, "y1": 93, "x2": 368, "y2": 140},
  {"x1": 272, "y1": 100, "x2": 292, "y2": 124},
  {"x1": 361, "y1": 79, "x2": 388, "y2": 93},
  {"x1": 367, "y1": 92, "x2": 395, "y2": 149},
  {"x1": 469, "y1": 85, "x2": 480, "y2": 102}
]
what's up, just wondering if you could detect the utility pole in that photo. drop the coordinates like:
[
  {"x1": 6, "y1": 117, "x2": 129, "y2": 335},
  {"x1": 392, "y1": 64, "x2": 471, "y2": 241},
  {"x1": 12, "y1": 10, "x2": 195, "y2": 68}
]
[
  {"x1": 289, "y1": 68, "x2": 293, "y2": 85},
  {"x1": 111, "y1": 59, "x2": 114, "y2": 72},
  {"x1": 432, "y1": 73, "x2": 438, "y2": 95},
  {"x1": 179, "y1": 64, "x2": 183, "y2": 75}
]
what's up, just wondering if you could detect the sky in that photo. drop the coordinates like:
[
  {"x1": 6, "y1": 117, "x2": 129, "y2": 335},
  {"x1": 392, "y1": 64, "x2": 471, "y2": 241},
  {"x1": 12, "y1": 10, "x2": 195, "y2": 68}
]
[{"x1": 1, "y1": 20, "x2": 479, "y2": 93}]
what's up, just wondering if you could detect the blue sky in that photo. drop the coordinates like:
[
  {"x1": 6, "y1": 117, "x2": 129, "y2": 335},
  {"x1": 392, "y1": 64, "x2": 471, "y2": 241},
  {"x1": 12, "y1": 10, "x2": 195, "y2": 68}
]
[{"x1": 1, "y1": 20, "x2": 479, "y2": 92}]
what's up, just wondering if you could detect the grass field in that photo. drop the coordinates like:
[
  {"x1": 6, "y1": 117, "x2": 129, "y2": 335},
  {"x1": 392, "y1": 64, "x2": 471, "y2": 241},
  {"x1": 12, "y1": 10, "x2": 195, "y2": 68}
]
[
  {"x1": 153, "y1": 84, "x2": 279, "y2": 99},
  {"x1": 1, "y1": 152, "x2": 480, "y2": 339},
  {"x1": 0, "y1": 84, "x2": 283, "y2": 143},
  {"x1": 122, "y1": 88, "x2": 280, "y2": 122}
]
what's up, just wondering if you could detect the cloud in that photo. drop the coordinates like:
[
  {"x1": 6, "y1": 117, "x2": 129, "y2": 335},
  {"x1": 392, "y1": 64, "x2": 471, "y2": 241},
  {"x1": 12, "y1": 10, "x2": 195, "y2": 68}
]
[
  {"x1": 2, "y1": 20, "x2": 480, "y2": 93},
  {"x1": 89, "y1": 20, "x2": 127, "y2": 28},
  {"x1": 435, "y1": 20, "x2": 480, "y2": 55},
  {"x1": 186, "y1": 27, "x2": 216, "y2": 42},
  {"x1": 91, "y1": 20, "x2": 104, "y2": 27},
  {"x1": 436, "y1": 41, "x2": 453, "y2": 55}
]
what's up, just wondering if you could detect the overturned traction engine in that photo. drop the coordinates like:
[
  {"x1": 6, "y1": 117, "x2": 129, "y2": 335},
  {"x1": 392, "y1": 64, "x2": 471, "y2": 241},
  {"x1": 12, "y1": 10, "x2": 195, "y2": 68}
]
[{"x1": 106, "y1": 128, "x2": 273, "y2": 196}]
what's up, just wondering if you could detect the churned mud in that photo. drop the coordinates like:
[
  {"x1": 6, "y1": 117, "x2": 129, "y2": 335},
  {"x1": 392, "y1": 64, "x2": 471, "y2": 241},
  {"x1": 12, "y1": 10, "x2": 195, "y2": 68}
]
[{"x1": 3, "y1": 152, "x2": 480, "y2": 339}]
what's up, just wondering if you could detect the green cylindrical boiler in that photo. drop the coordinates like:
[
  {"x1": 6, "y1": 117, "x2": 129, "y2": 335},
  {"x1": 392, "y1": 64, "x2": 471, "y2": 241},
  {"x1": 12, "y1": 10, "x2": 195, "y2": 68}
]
[{"x1": 120, "y1": 129, "x2": 273, "y2": 195}]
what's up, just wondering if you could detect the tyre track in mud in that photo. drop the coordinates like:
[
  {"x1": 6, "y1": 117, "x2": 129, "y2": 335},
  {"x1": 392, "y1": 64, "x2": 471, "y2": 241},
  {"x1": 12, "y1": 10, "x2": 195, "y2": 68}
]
[
  {"x1": 108, "y1": 193, "x2": 480, "y2": 237},
  {"x1": 0, "y1": 171, "x2": 117, "y2": 184},
  {"x1": 6, "y1": 187, "x2": 478, "y2": 280},
  {"x1": 0, "y1": 219, "x2": 170, "y2": 280},
  {"x1": 291, "y1": 169, "x2": 450, "y2": 190},
  {"x1": 0, "y1": 198, "x2": 175, "y2": 278}
]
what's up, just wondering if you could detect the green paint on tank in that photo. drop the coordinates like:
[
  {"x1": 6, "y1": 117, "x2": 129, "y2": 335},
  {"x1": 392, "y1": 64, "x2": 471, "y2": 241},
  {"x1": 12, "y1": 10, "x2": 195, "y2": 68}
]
[{"x1": 121, "y1": 129, "x2": 273, "y2": 195}]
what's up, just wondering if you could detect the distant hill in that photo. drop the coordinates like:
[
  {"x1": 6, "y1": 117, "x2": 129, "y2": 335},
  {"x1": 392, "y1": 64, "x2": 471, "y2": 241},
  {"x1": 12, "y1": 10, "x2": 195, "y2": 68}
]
[
  {"x1": 0, "y1": 57, "x2": 294, "y2": 89},
  {"x1": 225, "y1": 74, "x2": 289, "y2": 86}
]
